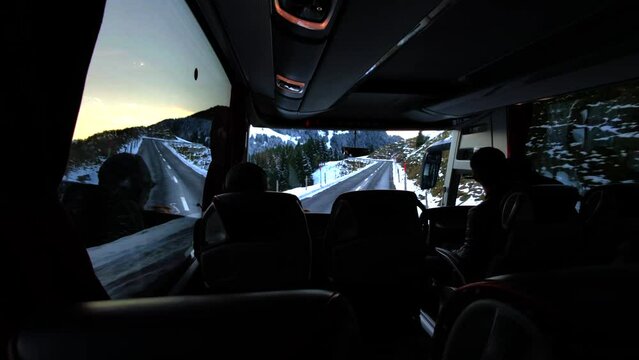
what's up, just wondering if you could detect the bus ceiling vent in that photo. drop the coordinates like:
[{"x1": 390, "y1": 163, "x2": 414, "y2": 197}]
[{"x1": 276, "y1": 74, "x2": 306, "y2": 98}]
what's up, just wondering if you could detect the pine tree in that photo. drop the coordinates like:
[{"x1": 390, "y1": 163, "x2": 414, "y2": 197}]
[{"x1": 415, "y1": 131, "x2": 426, "y2": 148}]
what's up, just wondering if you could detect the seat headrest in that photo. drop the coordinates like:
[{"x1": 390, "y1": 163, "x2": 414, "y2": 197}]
[
  {"x1": 580, "y1": 183, "x2": 639, "y2": 222},
  {"x1": 196, "y1": 192, "x2": 311, "y2": 292},
  {"x1": 327, "y1": 190, "x2": 421, "y2": 244},
  {"x1": 210, "y1": 192, "x2": 308, "y2": 244},
  {"x1": 502, "y1": 185, "x2": 579, "y2": 229},
  {"x1": 223, "y1": 162, "x2": 267, "y2": 193}
]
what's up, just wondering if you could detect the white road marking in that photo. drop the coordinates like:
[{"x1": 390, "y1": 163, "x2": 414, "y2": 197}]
[
  {"x1": 169, "y1": 203, "x2": 181, "y2": 214},
  {"x1": 180, "y1": 197, "x2": 190, "y2": 211},
  {"x1": 356, "y1": 185, "x2": 363, "y2": 191},
  {"x1": 163, "y1": 158, "x2": 167, "y2": 162},
  {"x1": 167, "y1": 165, "x2": 171, "y2": 170},
  {"x1": 173, "y1": 176, "x2": 178, "y2": 184}
]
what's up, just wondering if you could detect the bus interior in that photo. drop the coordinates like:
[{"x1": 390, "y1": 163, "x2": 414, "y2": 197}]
[{"x1": 4, "y1": 1, "x2": 639, "y2": 359}]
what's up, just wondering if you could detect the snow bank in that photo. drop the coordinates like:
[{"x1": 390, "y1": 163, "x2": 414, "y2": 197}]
[
  {"x1": 88, "y1": 216, "x2": 197, "y2": 299},
  {"x1": 162, "y1": 140, "x2": 209, "y2": 177},
  {"x1": 285, "y1": 158, "x2": 378, "y2": 199},
  {"x1": 119, "y1": 137, "x2": 143, "y2": 154},
  {"x1": 249, "y1": 126, "x2": 299, "y2": 145},
  {"x1": 63, "y1": 164, "x2": 101, "y2": 184}
]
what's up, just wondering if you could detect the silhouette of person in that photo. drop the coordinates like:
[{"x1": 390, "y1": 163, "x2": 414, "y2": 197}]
[
  {"x1": 451, "y1": 147, "x2": 513, "y2": 280},
  {"x1": 97, "y1": 153, "x2": 155, "y2": 243},
  {"x1": 223, "y1": 162, "x2": 268, "y2": 193},
  {"x1": 202, "y1": 106, "x2": 231, "y2": 210}
]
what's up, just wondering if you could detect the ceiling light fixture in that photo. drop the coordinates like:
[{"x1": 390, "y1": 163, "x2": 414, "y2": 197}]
[{"x1": 274, "y1": 0, "x2": 334, "y2": 31}]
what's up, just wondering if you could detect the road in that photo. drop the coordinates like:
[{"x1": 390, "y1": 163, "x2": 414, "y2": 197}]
[
  {"x1": 138, "y1": 138, "x2": 205, "y2": 217},
  {"x1": 90, "y1": 137, "x2": 204, "y2": 298},
  {"x1": 301, "y1": 160, "x2": 395, "y2": 213},
  {"x1": 88, "y1": 216, "x2": 196, "y2": 299}
]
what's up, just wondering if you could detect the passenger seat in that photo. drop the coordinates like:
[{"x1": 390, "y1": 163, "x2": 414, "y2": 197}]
[
  {"x1": 324, "y1": 190, "x2": 428, "y2": 338},
  {"x1": 579, "y1": 183, "x2": 639, "y2": 265},
  {"x1": 495, "y1": 184, "x2": 582, "y2": 274},
  {"x1": 194, "y1": 192, "x2": 312, "y2": 293},
  {"x1": 10, "y1": 290, "x2": 360, "y2": 360}
]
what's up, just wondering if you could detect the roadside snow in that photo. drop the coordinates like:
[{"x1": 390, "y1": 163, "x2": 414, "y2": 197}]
[
  {"x1": 63, "y1": 164, "x2": 101, "y2": 184},
  {"x1": 285, "y1": 158, "x2": 378, "y2": 199},
  {"x1": 583, "y1": 175, "x2": 612, "y2": 185},
  {"x1": 249, "y1": 126, "x2": 299, "y2": 145},
  {"x1": 119, "y1": 137, "x2": 143, "y2": 154},
  {"x1": 64, "y1": 137, "x2": 144, "y2": 184},
  {"x1": 174, "y1": 136, "x2": 191, "y2": 143},
  {"x1": 88, "y1": 216, "x2": 197, "y2": 299},
  {"x1": 606, "y1": 104, "x2": 639, "y2": 111},
  {"x1": 161, "y1": 140, "x2": 208, "y2": 177},
  {"x1": 391, "y1": 162, "x2": 438, "y2": 210}
]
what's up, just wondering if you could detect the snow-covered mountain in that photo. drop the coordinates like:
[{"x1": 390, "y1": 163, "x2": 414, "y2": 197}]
[
  {"x1": 66, "y1": 107, "x2": 404, "y2": 187},
  {"x1": 248, "y1": 127, "x2": 402, "y2": 155}
]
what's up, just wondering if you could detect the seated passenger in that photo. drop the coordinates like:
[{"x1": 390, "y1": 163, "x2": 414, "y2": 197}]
[
  {"x1": 96, "y1": 153, "x2": 155, "y2": 243},
  {"x1": 451, "y1": 147, "x2": 513, "y2": 280},
  {"x1": 223, "y1": 162, "x2": 267, "y2": 193}
]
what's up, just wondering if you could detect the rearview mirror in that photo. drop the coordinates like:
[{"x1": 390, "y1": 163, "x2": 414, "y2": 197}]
[{"x1": 421, "y1": 151, "x2": 442, "y2": 190}]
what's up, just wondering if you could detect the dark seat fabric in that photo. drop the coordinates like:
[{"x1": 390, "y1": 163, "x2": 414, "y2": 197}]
[
  {"x1": 324, "y1": 190, "x2": 428, "y2": 336},
  {"x1": 579, "y1": 183, "x2": 639, "y2": 265},
  {"x1": 195, "y1": 192, "x2": 311, "y2": 293},
  {"x1": 61, "y1": 182, "x2": 111, "y2": 247},
  {"x1": 433, "y1": 266, "x2": 639, "y2": 360},
  {"x1": 495, "y1": 185, "x2": 582, "y2": 274},
  {"x1": 422, "y1": 206, "x2": 473, "y2": 250},
  {"x1": 11, "y1": 290, "x2": 360, "y2": 360},
  {"x1": 304, "y1": 213, "x2": 332, "y2": 287}
]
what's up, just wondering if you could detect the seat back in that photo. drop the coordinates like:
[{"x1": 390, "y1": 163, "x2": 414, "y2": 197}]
[
  {"x1": 11, "y1": 290, "x2": 359, "y2": 360},
  {"x1": 496, "y1": 184, "x2": 582, "y2": 274},
  {"x1": 324, "y1": 190, "x2": 427, "y2": 335},
  {"x1": 434, "y1": 266, "x2": 639, "y2": 360},
  {"x1": 325, "y1": 190, "x2": 426, "y2": 286},
  {"x1": 304, "y1": 213, "x2": 332, "y2": 287},
  {"x1": 61, "y1": 182, "x2": 111, "y2": 247},
  {"x1": 422, "y1": 206, "x2": 473, "y2": 250},
  {"x1": 579, "y1": 183, "x2": 639, "y2": 264},
  {"x1": 195, "y1": 191, "x2": 311, "y2": 292}
]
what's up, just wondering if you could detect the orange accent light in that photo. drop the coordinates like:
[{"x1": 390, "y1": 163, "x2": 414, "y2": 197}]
[{"x1": 274, "y1": 0, "x2": 331, "y2": 31}]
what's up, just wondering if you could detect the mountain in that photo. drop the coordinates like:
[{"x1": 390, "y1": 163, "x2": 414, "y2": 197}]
[
  {"x1": 147, "y1": 109, "x2": 215, "y2": 146},
  {"x1": 67, "y1": 107, "x2": 403, "y2": 179},
  {"x1": 248, "y1": 128, "x2": 402, "y2": 156}
]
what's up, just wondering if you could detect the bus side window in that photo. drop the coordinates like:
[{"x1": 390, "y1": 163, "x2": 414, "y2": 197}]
[{"x1": 526, "y1": 80, "x2": 639, "y2": 194}]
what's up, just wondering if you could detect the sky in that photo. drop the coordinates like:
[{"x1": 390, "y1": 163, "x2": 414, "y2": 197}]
[
  {"x1": 73, "y1": 0, "x2": 230, "y2": 140},
  {"x1": 72, "y1": 0, "x2": 439, "y2": 141},
  {"x1": 387, "y1": 130, "x2": 442, "y2": 139}
]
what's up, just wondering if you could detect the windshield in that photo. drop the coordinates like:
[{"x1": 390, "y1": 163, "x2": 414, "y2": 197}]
[{"x1": 248, "y1": 127, "x2": 451, "y2": 212}]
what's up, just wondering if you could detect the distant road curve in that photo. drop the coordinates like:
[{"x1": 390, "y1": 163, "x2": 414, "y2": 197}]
[
  {"x1": 301, "y1": 160, "x2": 395, "y2": 213},
  {"x1": 138, "y1": 138, "x2": 205, "y2": 217}
]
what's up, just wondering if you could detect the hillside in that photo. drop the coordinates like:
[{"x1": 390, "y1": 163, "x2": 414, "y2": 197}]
[{"x1": 65, "y1": 107, "x2": 404, "y2": 190}]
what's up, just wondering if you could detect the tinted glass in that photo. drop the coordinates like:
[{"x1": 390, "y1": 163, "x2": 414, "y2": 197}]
[
  {"x1": 248, "y1": 127, "x2": 451, "y2": 212},
  {"x1": 527, "y1": 80, "x2": 639, "y2": 194},
  {"x1": 60, "y1": 0, "x2": 230, "y2": 299}
]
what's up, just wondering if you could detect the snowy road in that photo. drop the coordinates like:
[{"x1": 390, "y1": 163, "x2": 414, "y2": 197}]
[
  {"x1": 88, "y1": 216, "x2": 197, "y2": 299},
  {"x1": 88, "y1": 138, "x2": 204, "y2": 298},
  {"x1": 138, "y1": 138, "x2": 205, "y2": 217},
  {"x1": 301, "y1": 161, "x2": 395, "y2": 213}
]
